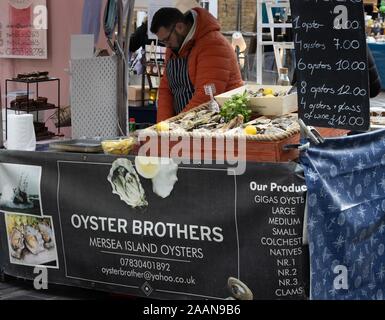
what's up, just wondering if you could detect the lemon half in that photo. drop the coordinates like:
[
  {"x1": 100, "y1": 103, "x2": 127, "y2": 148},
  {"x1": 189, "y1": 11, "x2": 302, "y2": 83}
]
[
  {"x1": 156, "y1": 121, "x2": 169, "y2": 132},
  {"x1": 135, "y1": 156, "x2": 161, "y2": 179},
  {"x1": 244, "y1": 125, "x2": 257, "y2": 135},
  {"x1": 263, "y1": 88, "x2": 274, "y2": 96}
]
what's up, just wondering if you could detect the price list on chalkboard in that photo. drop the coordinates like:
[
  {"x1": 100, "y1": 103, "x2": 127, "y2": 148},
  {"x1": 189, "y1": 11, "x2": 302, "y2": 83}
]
[{"x1": 290, "y1": 0, "x2": 370, "y2": 131}]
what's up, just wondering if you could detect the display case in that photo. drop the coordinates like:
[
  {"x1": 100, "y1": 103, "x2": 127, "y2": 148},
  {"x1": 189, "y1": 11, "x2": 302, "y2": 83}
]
[{"x1": 5, "y1": 77, "x2": 61, "y2": 140}]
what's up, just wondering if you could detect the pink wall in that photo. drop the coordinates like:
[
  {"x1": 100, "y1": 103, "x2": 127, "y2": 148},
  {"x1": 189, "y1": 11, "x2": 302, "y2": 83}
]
[{"x1": 1, "y1": 0, "x2": 109, "y2": 138}]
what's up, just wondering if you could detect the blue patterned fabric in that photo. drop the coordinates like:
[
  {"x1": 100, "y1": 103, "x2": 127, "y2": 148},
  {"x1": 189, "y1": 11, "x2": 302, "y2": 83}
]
[
  {"x1": 82, "y1": 0, "x2": 103, "y2": 44},
  {"x1": 300, "y1": 129, "x2": 385, "y2": 300}
]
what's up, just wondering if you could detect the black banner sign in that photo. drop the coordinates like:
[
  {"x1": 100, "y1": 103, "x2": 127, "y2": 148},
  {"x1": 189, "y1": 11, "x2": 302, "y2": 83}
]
[
  {"x1": 290, "y1": 0, "x2": 370, "y2": 131},
  {"x1": 0, "y1": 151, "x2": 309, "y2": 300}
]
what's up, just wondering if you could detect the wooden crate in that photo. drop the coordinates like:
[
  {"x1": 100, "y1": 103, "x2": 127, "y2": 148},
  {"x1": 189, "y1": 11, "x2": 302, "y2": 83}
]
[
  {"x1": 136, "y1": 102, "x2": 348, "y2": 162},
  {"x1": 215, "y1": 84, "x2": 298, "y2": 116},
  {"x1": 136, "y1": 128, "x2": 348, "y2": 163}
]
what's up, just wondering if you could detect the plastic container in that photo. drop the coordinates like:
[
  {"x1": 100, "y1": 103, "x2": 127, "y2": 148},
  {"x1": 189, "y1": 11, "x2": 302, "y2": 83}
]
[
  {"x1": 101, "y1": 137, "x2": 136, "y2": 155},
  {"x1": 277, "y1": 68, "x2": 291, "y2": 86}
]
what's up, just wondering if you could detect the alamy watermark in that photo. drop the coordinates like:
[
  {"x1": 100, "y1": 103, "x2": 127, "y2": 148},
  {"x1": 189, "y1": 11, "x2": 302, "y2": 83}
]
[
  {"x1": 333, "y1": 265, "x2": 349, "y2": 291},
  {"x1": 33, "y1": 5, "x2": 48, "y2": 30},
  {"x1": 137, "y1": 131, "x2": 248, "y2": 176},
  {"x1": 33, "y1": 267, "x2": 48, "y2": 290}
]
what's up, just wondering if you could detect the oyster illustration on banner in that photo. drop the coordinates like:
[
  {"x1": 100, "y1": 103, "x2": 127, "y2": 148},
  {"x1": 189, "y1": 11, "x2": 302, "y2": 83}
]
[
  {"x1": 226, "y1": 277, "x2": 254, "y2": 300},
  {"x1": 24, "y1": 225, "x2": 45, "y2": 255},
  {"x1": 152, "y1": 158, "x2": 179, "y2": 199},
  {"x1": 108, "y1": 158, "x2": 148, "y2": 209},
  {"x1": 135, "y1": 157, "x2": 179, "y2": 199},
  {"x1": 135, "y1": 156, "x2": 161, "y2": 179}
]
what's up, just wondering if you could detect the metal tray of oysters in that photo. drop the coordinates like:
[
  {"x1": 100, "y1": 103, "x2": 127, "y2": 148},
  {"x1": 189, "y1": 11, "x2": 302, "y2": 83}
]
[
  {"x1": 49, "y1": 139, "x2": 103, "y2": 153},
  {"x1": 143, "y1": 103, "x2": 300, "y2": 141}
]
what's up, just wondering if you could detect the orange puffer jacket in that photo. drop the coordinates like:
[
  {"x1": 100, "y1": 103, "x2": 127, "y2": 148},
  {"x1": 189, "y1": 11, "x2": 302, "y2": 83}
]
[{"x1": 157, "y1": 7, "x2": 244, "y2": 122}]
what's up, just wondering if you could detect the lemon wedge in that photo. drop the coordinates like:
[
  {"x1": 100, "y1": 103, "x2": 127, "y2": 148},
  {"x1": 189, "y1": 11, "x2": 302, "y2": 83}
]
[
  {"x1": 244, "y1": 125, "x2": 257, "y2": 135},
  {"x1": 135, "y1": 156, "x2": 161, "y2": 179},
  {"x1": 263, "y1": 88, "x2": 274, "y2": 96},
  {"x1": 156, "y1": 121, "x2": 169, "y2": 132}
]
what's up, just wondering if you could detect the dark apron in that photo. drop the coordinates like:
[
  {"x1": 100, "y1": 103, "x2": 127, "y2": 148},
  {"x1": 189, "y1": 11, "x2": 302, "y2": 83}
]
[{"x1": 166, "y1": 56, "x2": 195, "y2": 115}]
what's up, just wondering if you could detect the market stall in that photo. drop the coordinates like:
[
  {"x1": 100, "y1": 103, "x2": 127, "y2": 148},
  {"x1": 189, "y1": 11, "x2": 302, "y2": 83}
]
[
  {"x1": 0, "y1": 150, "x2": 309, "y2": 300},
  {"x1": 1, "y1": 0, "x2": 384, "y2": 301}
]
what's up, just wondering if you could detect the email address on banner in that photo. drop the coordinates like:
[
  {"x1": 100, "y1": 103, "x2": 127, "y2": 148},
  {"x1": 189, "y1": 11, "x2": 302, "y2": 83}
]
[{"x1": 101, "y1": 267, "x2": 196, "y2": 286}]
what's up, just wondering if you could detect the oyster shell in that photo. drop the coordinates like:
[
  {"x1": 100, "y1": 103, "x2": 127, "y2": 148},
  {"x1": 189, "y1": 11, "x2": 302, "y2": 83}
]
[
  {"x1": 196, "y1": 123, "x2": 220, "y2": 130},
  {"x1": 152, "y1": 158, "x2": 179, "y2": 199},
  {"x1": 38, "y1": 223, "x2": 55, "y2": 249},
  {"x1": 178, "y1": 119, "x2": 195, "y2": 131},
  {"x1": 108, "y1": 158, "x2": 148, "y2": 209},
  {"x1": 227, "y1": 277, "x2": 253, "y2": 300},
  {"x1": 160, "y1": 108, "x2": 227, "y2": 133},
  {"x1": 271, "y1": 115, "x2": 298, "y2": 131},
  {"x1": 180, "y1": 112, "x2": 196, "y2": 121},
  {"x1": 254, "y1": 117, "x2": 271, "y2": 125},
  {"x1": 221, "y1": 114, "x2": 245, "y2": 132},
  {"x1": 169, "y1": 122, "x2": 184, "y2": 131},
  {"x1": 24, "y1": 225, "x2": 45, "y2": 255},
  {"x1": 191, "y1": 115, "x2": 213, "y2": 128},
  {"x1": 209, "y1": 114, "x2": 223, "y2": 124},
  {"x1": 196, "y1": 109, "x2": 212, "y2": 117},
  {"x1": 263, "y1": 127, "x2": 287, "y2": 135},
  {"x1": 9, "y1": 228, "x2": 25, "y2": 259}
]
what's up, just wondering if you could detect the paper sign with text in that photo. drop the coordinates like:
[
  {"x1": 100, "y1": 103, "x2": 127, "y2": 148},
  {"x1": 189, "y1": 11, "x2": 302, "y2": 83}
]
[{"x1": 0, "y1": 0, "x2": 47, "y2": 59}]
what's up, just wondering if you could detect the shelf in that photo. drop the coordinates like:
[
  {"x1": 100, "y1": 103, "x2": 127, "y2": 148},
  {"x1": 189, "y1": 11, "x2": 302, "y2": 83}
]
[
  {"x1": 261, "y1": 23, "x2": 292, "y2": 28},
  {"x1": 7, "y1": 104, "x2": 58, "y2": 112},
  {"x1": 7, "y1": 77, "x2": 59, "y2": 84},
  {"x1": 257, "y1": 41, "x2": 294, "y2": 48},
  {"x1": 36, "y1": 131, "x2": 56, "y2": 141},
  {"x1": 5, "y1": 76, "x2": 61, "y2": 140}
]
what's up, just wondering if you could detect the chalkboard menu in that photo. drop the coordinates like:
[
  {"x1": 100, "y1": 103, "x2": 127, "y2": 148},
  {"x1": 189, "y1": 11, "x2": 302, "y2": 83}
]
[{"x1": 290, "y1": 0, "x2": 370, "y2": 131}]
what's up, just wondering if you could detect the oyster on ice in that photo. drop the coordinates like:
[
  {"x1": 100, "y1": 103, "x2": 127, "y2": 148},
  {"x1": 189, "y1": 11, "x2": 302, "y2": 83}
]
[
  {"x1": 38, "y1": 223, "x2": 55, "y2": 249},
  {"x1": 152, "y1": 158, "x2": 179, "y2": 199},
  {"x1": 9, "y1": 228, "x2": 25, "y2": 259},
  {"x1": 108, "y1": 158, "x2": 148, "y2": 209},
  {"x1": 24, "y1": 225, "x2": 45, "y2": 255}
]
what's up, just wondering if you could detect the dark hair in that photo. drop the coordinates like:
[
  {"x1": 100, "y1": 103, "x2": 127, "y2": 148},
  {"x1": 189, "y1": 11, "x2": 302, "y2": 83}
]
[{"x1": 150, "y1": 7, "x2": 185, "y2": 34}]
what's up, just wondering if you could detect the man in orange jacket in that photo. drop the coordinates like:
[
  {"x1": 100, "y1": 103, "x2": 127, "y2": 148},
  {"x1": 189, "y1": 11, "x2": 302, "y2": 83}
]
[{"x1": 150, "y1": 7, "x2": 244, "y2": 122}]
